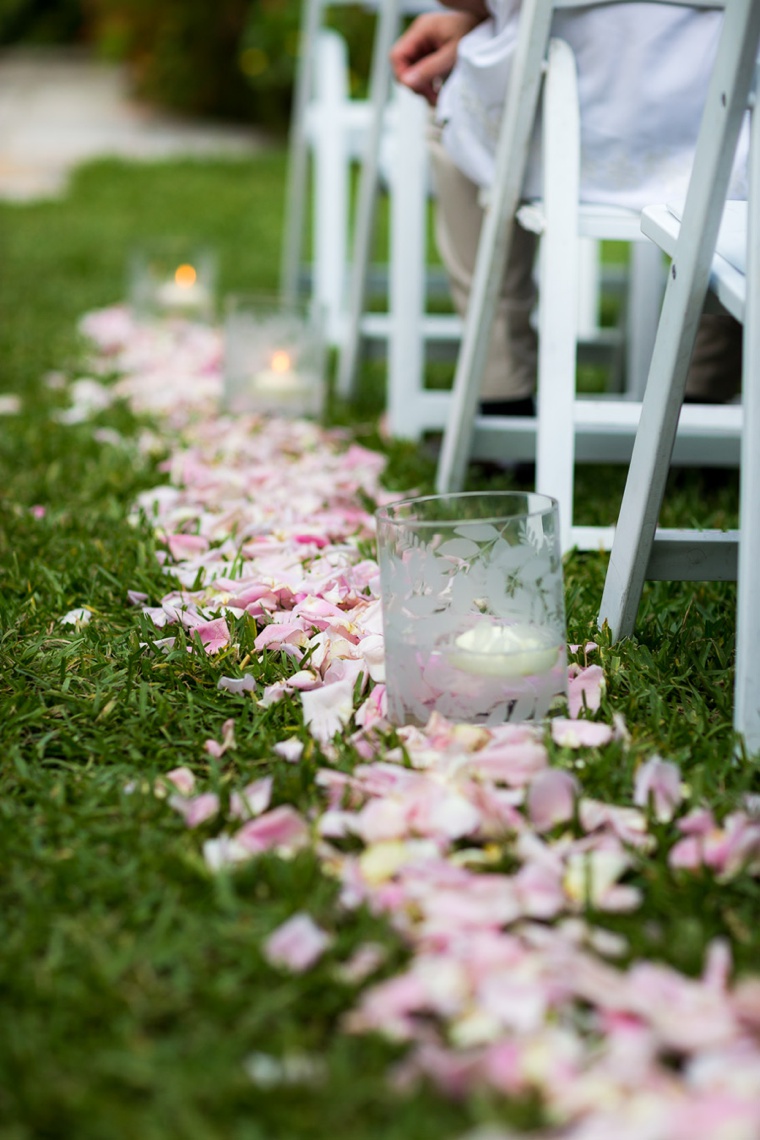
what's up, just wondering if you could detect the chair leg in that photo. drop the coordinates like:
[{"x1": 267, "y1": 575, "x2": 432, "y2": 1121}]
[
  {"x1": 280, "y1": 0, "x2": 321, "y2": 306},
  {"x1": 312, "y1": 31, "x2": 352, "y2": 346},
  {"x1": 387, "y1": 87, "x2": 429, "y2": 439},
  {"x1": 576, "y1": 239, "x2": 601, "y2": 343},
  {"x1": 735, "y1": 313, "x2": 760, "y2": 750},
  {"x1": 535, "y1": 37, "x2": 582, "y2": 552},
  {"x1": 336, "y1": 0, "x2": 403, "y2": 396},
  {"x1": 733, "y1": 90, "x2": 760, "y2": 751}
]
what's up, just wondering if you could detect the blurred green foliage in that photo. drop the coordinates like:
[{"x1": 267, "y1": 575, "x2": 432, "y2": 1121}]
[
  {"x1": 0, "y1": 0, "x2": 86, "y2": 43},
  {"x1": 0, "y1": 0, "x2": 377, "y2": 130}
]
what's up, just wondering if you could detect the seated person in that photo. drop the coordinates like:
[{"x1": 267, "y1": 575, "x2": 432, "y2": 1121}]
[{"x1": 390, "y1": 1, "x2": 747, "y2": 412}]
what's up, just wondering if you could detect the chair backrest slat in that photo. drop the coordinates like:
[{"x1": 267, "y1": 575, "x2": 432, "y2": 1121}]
[{"x1": 552, "y1": 0, "x2": 724, "y2": 9}]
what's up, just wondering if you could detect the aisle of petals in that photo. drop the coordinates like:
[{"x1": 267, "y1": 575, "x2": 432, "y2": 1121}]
[{"x1": 74, "y1": 309, "x2": 760, "y2": 1139}]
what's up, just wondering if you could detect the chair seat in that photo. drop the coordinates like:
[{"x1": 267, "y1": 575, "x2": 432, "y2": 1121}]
[
  {"x1": 641, "y1": 201, "x2": 747, "y2": 320},
  {"x1": 518, "y1": 200, "x2": 651, "y2": 241}
]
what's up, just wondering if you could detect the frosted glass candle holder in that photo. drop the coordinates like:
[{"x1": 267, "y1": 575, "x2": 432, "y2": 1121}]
[
  {"x1": 376, "y1": 491, "x2": 568, "y2": 727},
  {"x1": 129, "y1": 243, "x2": 217, "y2": 322},
  {"x1": 222, "y1": 295, "x2": 325, "y2": 417}
]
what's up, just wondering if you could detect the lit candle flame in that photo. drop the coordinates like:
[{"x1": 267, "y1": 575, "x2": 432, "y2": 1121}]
[
  {"x1": 174, "y1": 263, "x2": 197, "y2": 289},
  {"x1": 270, "y1": 350, "x2": 292, "y2": 373}
]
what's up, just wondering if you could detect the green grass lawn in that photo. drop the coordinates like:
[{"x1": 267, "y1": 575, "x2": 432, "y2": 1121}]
[{"x1": 1, "y1": 154, "x2": 758, "y2": 1140}]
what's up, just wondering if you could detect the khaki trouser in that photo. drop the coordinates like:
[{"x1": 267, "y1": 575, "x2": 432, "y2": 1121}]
[
  {"x1": 428, "y1": 121, "x2": 538, "y2": 402},
  {"x1": 428, "y1": 121, "x2": 742, "y2": 404}
]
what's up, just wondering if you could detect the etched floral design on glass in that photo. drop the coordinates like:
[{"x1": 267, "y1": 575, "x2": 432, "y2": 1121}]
[{"x1": 376, "y1": 492, "x2": 567, "y2": 727}]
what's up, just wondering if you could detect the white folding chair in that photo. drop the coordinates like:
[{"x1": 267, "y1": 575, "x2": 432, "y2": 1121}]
[
  {"x1": 599, "y1": 0, "x2": 760, "y2": 749},
  {"x1": 280, "y1": 0, "x2": 440, "y2": 351},
  {"x1": 328, "y1": 0, "x2": 466, "y2": 425},
  {"x1": 435, "y1": 0, "x2": 741, "y2": 555},
  {"x1": 336, "y1": 1, "x2": 666, "y2": 442}
]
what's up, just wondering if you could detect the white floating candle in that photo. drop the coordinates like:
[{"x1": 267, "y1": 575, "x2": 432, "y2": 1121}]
[
  {"x1": 247, "y1": 348, "x2": 319, "y2": 408},
  {"x1": 449, "y1": 621, "x2": 559, "y2": 678},
  {"x1": 251, "y1": 349, "x2": 304, "y2": 395},
  {"x1": 155, "y1": 263, "x2": 210, "y2": 312}
]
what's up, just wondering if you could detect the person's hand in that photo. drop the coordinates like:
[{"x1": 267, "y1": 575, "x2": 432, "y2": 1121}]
[{"x1": 390, "y1": 10, "x2": 482, "y2": 106}]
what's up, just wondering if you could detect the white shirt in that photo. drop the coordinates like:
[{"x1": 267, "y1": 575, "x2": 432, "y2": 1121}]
[{"x1": 437, "y1": 2, "x2": 748, "y2": 209}]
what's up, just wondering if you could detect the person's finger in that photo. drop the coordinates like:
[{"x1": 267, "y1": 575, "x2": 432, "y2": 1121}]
[
  {"x1": 389, "y1": 19, "x2": 437, "y2": 76},
  {"x1": 399, "y1": 44, "x2": 455, "y2": 97}
]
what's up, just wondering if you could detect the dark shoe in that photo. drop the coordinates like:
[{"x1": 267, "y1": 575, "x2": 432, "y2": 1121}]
[
  {"x1": 472, "y1": 397, "x2": 536, "y2": 483},
  {"x1": 479, "y1": 397, "x2": 536, "y2": 417},
  {"x1": 470, "y1": 458, "x2": 536, "y2": 484},
  {"x1": 684, "y1": 313, "x2": 743, "y2": 403}
]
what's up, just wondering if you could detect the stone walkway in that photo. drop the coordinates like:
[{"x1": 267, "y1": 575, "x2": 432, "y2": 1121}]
[{"x1": 0, "y1": 48, "x2": 270, "y2": 201}]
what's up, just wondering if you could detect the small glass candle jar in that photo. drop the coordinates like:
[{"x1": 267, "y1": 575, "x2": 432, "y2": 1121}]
[
  {"x1": 376, "y1": 491, "x2": 567, "y2": 727},
  {"x1": 222, "y1": 294, "x2": 325, "y2": 418},
  {"x1": 129, "y1": 242, "x2": 217, "y2": 322}
]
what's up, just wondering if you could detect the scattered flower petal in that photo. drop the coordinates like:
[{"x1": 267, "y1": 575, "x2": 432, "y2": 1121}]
[
  {"x1": 230, "y1": 776, "x2": 273, "y2": 820},
  {"x1": 333, "y1": 942, "x2": 388, "y2": 985},
  {"x1": 567, "y1": 664, "x2": 605, "y2": 718},
  {"x1": 0, "y1": 394, "x2": 22, "y2": 414},
  {"x1": 301, "y1": 673, "x2": 358, "y2": 743},
  {"x1": 204, "y1": 717, "x2": 236, "y2": 758},
  {"x1": 163, "y1": 766, "x2": 196, "y2": 796},
  {"x1": 193, "y1": 617, "x2": 231, "y2": 654},
  {"x1": 263, "y1": 912, "x2": 332, "y2": 972},
  {"x1": 634, "y1": 755, "x2": 683, "y2": 822},
  {"x1": 235, "y1": 806, "x2": 310, "y2": 857},
  {"x1": 526, "y1": 768, "x2": 578, "y2": 831},
  {"x1": 217, "y1": 674, "x2": 256, "y2": 694},
  {"x1": 168, "y1": 791, "x2": 220, "y2": 827},
  {"x1": 273, "y1": 738, "x2": 304, "y2": 763},
  {"x1": 551, "y1": 717, "x2": 613, "y2": 749},
  {"x1": 60, "y1": 607, "x2": 92, "y2": 626}
]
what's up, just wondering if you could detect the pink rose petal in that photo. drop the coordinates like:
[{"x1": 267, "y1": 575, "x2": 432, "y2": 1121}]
[
  {"x1": 254, "y1": 622, "x2": 310, "y2": 652},
  {"x1": 166, "y1": 533, "x2": 209, "y2": 561},
  {"x1": 567, "y1": 664, "x2": 605, "y2": 718},
  {"x1": 526, "y1": 768, "x2": 578, "y2": 831},
  {"x1": 273, "y1": 738, "x2": 304, "y2": 763},
  {"x1": 551, "y1": 717, "x2": 614, "y2": 749},
  {"x1": 204, "y1": 717, "x2": 236, "y2": 758},
  {"x1": 264, "y1": 912, "x2": 332, "y2": 972},
  {"x1": 164, "y1": 766, "x2": 196, "y2": 796},
  {"x1": 235, "y1": 806, "x2": 309, "y2": 856},
  {"x1": 634, "y1": 755, "x2": 683, "y2": 822},
  {"x1": 230, "y1": 776, "x2": 273, "y2": 820},
  {"x1": 169, "y1": 791, "x2": 220, "y2": 827},
  {"x1": 193, "y1": 617, "x2": 231, "y2": 654},
  {"x1": 669, "y1": 835, "x2": 703, "y2": 870},
  {"x1": 301, "y1": 674, "x2": 358, "y2": 743}
]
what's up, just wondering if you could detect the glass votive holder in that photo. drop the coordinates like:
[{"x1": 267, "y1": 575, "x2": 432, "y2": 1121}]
[
  {"x1": 222, "y1": 294, "x2": 325, "y2": 418},
  {"x1": 376, "y1": 491, "x2": 567, "y2": 727},
  {"x1": 129, "y1": 242, "x2": 217, "y2": 322}
]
